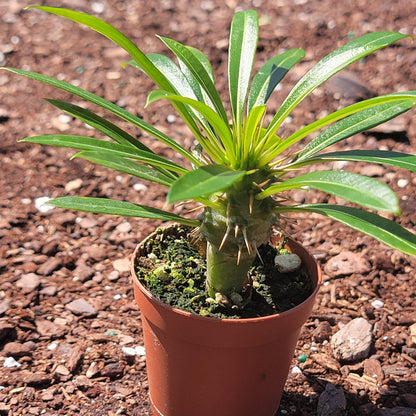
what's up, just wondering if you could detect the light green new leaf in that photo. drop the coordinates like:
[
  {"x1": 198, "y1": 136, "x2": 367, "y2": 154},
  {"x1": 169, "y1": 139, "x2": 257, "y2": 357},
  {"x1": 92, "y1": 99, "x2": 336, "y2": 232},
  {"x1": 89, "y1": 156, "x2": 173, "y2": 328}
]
[
  {"x1": 48, "y1": 196, "x2": 199, "y2": 226},
  {"x1": 167, "y1": 165, "x2": 246, "y2": 204},
  {"x1": 159, "y1": 36, "x2": 228, "y2": 124},
  {"x1": 147, "y1": 90, "x2": 233, "y2": 161},
  {"x1": 248, "y1": 48, "x2": 305, "y2": 112},
  {"x1": 74, "y1": 151, "x2": 175, "y2": 186},
  {"x1": 280, "y1": 204, "x2": 416, "y2": 256},
  {"x1": 228, "y1": 10, "x2": 258, "y2": 126},
  {"x1": 3, "y1": 68, "x2": 200, "y2": 166},
  {"x1": 260, "y1": 170, "x2": 399, "y2": 213},
  {"x1": 297, "y1": 101, "x2": 415, "y2": 161},
  {"x1": 294, "y1": 150, "x2": 416, "y2": 172},
  {"x1": 263, "y1": 31, "x2": 410, "y2": 142}
]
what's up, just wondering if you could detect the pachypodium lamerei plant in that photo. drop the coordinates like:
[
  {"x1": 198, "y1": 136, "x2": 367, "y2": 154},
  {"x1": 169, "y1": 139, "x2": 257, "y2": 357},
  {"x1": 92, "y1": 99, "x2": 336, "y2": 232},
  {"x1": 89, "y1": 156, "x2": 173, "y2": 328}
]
[{"x1": 5, "y1": 7, "x2": 416, "y2": 303}]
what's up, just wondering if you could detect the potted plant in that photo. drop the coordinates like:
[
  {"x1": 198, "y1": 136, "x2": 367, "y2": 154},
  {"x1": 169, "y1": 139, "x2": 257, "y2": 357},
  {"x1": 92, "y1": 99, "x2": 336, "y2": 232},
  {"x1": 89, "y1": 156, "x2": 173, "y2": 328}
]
[{"x1": 3, "y1": 6, "x2": 416, "y2": 416}]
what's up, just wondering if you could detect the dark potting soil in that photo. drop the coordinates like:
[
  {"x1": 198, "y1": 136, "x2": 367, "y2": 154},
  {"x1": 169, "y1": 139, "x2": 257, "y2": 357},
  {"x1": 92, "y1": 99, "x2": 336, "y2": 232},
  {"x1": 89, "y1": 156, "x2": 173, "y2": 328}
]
[{"x1": 134, "y1": 225, "x2": 313, "y2": 319}]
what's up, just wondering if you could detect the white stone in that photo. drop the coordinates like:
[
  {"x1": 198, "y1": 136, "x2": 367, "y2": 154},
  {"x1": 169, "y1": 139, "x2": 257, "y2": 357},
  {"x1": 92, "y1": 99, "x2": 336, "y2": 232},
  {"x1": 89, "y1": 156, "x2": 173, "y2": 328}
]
[
  {"x1": 371, "y1": 299, "x2": 385, "y2": 309},
  {"x1": 291, "y1": 365, "x2": 302, "y2": 374},
  {"x1": 397, "y1": 178, "x2": 409, "y2": 188},
  {"x1": 133, "y1": 183, "x2": 148, "y2": 192},
  {"x1": 65, "y1": 178, "x2": 83, "y2": 192},
  {"x1": 274, "y1": 253, "x2": 302, "y2": 273},
  {"x1": 3, "y1": 357, "x2": 21, "y2": 368},
  {"x1": 35, "y1": 196, "x2": 54, "y2": 213}
]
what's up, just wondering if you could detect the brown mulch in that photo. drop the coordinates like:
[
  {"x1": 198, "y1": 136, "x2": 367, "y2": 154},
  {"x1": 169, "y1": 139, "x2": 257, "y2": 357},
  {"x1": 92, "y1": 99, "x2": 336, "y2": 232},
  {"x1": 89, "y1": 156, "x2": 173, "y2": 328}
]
[{"x1": 1, "y1": 0, "x2": 416, "y2": 415}]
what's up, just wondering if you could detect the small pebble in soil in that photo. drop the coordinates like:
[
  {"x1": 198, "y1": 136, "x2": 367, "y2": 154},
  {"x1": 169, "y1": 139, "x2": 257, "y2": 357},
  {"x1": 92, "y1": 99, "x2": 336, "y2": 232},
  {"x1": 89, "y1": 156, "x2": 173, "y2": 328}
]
[
  {"x1": 122, "y1": 346, "x2": 146, "y2": 357},
  {"x1": 34, "y1": 196, "x2": 54, "y2": 213},
  {"x1": 291, "y1": 366, "x2": 302, "y2": 374},
  {"x1": 371, "y1": 299, "x2": 385, "y2": 309},
  {"x1": 3, "y1": 357, "x2": 21, "y2": 368},
  {"x1": 274, "y1": 253, "x2": 302, "y2": 273},
  {"x1": 397, "y1": 178, "x2": 409, "y2": 188}
]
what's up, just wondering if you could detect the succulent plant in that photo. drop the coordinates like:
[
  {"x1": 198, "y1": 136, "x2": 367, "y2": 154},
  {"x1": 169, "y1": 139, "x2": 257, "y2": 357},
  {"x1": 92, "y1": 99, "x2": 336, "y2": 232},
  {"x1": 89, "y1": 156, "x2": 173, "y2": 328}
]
[{"x1": 4, "y1": 6, "x2": 416, "y2": 303}]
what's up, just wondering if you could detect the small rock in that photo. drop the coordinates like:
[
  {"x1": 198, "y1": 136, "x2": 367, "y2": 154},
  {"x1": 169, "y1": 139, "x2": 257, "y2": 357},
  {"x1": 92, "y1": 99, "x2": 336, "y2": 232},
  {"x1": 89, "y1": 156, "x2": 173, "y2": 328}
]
[
  {"x1": 324, "y1": 251, "x2": 371, "y2": 278},
  {"x1": 65, "y1": 299, "x2": 96, "y2": 315},
  {"x1": 371, "y1": 299, "x2": 385, "y2": 309},
  {"x1": 363, "y1": 358, "x2": 384, "y2": 382},
  {"x1": 39, "y1": 285, "x2": 58, "y2": 296},
  {"x1": 116, "y1": 221, "x2": 132, "y2": 233},
  {"x1": 67, "y1": 345, "x2": 84, "y2": 373},
  {"x1": 35, "y1": 318, "x2": 65, "y2": 338},
  {"x1": 101, "y1": 362, "x2": 125, "y2": 379},
  {"x1": 77, "y1": 217, "x2": 98, "y2": 229},
  {"x1": 3, "y1": 342, "x2": 32, "y2": 357},
  {"x1": 331, "y1": 317, "x2": 372, "y2": 362},
  {"x1": 83, "y1": 244, "x2": 107, "y2": 262},
  {"x1": 55, "y1": 365, "x2": 70, "y2": 376},
  {"x1": 312, "y1": 321, "x2": 332, "y2": 343},
  {"x1": 397, "y1": 178, "x2": 409, "y2": 188},
  {"x1": 74, "y1": 375, "x2": 92, "y2": 389},
  {"x1": 0, "y1": 300, "x2": 10, "y2": 315},
  {"x1": 3, "y1": 357, "x2": 21, "y2": 368},
  {"x1": 34, "y1": 196, "x2": 54, "y2": 213},
  {"x1": 73, "y1": 263, "x2": 95, "y2": 282},
  {"x1": 37, "y1": 257, "x2": 62, "y2": 276},
  {"x1": 274, "y1": 253, "x2": 302, "y2": 273},
  {"x1": 409, "y1": 323, "x2": 416, "y2": 347},
  {"x1": 317, "y1": 383, "x2": 346, "y2": 416},
  {"x1": 113, "y1": 257, "x2": 130, "y2": 273},
  {"x1": 86, "y1": 362, "x2": 101, "y2": 378},
  {"x1": 15, "y1": 273, "x2": 41, "y2": 293},
  {"x1": 122, "y1": 345, "x2": 146, "y2": 357},
  {"x1": 291, "y1": 365, "x2": 302, "y2": 374},
  {"x1": 65, "y1": 178, "x2": 83, "y2": 192}
]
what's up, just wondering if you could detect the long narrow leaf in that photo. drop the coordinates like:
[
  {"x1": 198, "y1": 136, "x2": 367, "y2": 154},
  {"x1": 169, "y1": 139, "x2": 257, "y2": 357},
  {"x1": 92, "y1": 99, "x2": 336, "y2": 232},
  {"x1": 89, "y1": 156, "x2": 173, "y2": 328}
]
[
  {"x1": 159, "y1": 36, "x2": 229, "y2": 124},
  {"x1": 263, "y1": 31, "x2": 410, "y2": 142},
  {"x1": 274, "y1": 91, "x2": 416, "y2": 155},
  {"x1": 296, "y1": 101, "x2": 414, "y2": 161},
  {"x1": 260, "y1": 170, "x2": 399, "y2": 213},
  {"x1": 290, "y1": 150, "x2": 416, "y2": 172},
  {"x1": 228, "y1": 10, "x2": 258, "y2": 127},
  {"x1": 3, "y1": 68, "x2": 201, "y2": 166},
  {"x1": 19, "y1": 135, "x2": 186, "y2": 175},
  {"x1": 45, "y1": 99, "x2": 148, "y2": 150},
  {"x1": 48, "y1": 196, "x2": 199, "y2": 226},
  {"x1": 27, "y1": 6, "x2": 202, "y2": 140},
  {"x1": 278, "y1": 204, "x2": 416, "y2": 256},
  {"x1": 248, "y1": 49, "x2": 305, "y2": 112},
  {"x1": 167, "y1": 165, "x2": 246, "y2": 204},
  {"x1": 74, "y1": 151, "x2": 175, "y2": 186},
  {"x1": 147, "y1": 90, "x2": 234, "y2": 162}
]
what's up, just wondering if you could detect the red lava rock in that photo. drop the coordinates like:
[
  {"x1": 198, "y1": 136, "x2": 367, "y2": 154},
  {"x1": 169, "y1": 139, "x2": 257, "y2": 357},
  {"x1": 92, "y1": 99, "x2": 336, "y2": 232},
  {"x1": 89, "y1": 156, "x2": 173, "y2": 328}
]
[
  {"x1": 101, "y1": 362, "x2": 125, "y2": 379},
  {"x1": 312, "y1": 321, "x2": 332, "y2": 343},
  {"x1": 324, "y1": 251, "x2": 372, "y2": 278},
  {"x1": 65, "y1": 298, "x2": 96, "y2": 315},
  {"x1": 363, "y1": 358, "x2": 384, "y2": 383},
  {"x1": 2, "y1": 341, "x2": 32, "y2": 357},
  {"x1": 36, "y1": 257, "x2": 62, "y2": 276},
  {"x1": 15, "y1": 273, "x2": 41, "y2": 293}
]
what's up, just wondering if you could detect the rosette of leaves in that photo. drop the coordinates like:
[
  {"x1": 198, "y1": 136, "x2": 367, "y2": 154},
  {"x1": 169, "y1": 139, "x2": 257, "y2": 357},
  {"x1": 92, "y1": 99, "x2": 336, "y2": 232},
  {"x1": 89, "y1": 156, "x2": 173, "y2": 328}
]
[{"x1": 4, "y1": 7, "x2": 416, "y2": 302}]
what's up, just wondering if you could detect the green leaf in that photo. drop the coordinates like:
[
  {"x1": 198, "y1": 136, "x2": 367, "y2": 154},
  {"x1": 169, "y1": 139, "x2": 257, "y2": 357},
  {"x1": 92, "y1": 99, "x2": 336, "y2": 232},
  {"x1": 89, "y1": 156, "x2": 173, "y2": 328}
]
[
  {"x1": 75, "y1": 151, "x2": 175, "y2": 186},
  {"x1": 228, "y1": 10, "x2": 258, "y2": 126},
  {"x1": 280, "y1": 204, "x2": 416, "y2": 256},
  {"x1": 297, "y1": 101, "x2": 415, "y2": 161},
  {"x1": 159, "y1": 36, "x2": 229, "y2": 123},
  {"x1": 263, "y1": 31, "x2": 410, "y2": 142},
  {"x1": 19, "y1": 135, "x2": 185, "y2": 175},
  {"x1": 278, "y1": 92, "x2": 416, "y2": 154},
  {"x1": 3, "y1": 68, "x2": 200, "y2": 166},
  {"x1": 295, "y1": 150, "x2": 416, "y2": 172},
  {"x1": 261, "y1": 170, "x2": 399, "y2": 213},
  {"x1": 167, "y1": 165, "x2": 246, "y2": 204},
  {"x1": 248, "y1": 48, "x2": 305, "y2": 112},
  {"x1": 24, "y1": 6, "x2": 203, "y2": 149},
  {"x1": 147, "y1": 90, "x2": 233, "y2": 162},
  {"x1": 48, "y1": 196, "x2": 199, "y2": 226},
  {"x1": 45, "y1": 99, "x2": 148, "y2": 150}
]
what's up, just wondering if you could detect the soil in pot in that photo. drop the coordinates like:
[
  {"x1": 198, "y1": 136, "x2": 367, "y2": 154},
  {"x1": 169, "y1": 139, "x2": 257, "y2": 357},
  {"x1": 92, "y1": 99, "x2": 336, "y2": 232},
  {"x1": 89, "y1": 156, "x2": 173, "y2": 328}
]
[{"x1": 133, "y1": 224, "x2": 314, "y2": 319}]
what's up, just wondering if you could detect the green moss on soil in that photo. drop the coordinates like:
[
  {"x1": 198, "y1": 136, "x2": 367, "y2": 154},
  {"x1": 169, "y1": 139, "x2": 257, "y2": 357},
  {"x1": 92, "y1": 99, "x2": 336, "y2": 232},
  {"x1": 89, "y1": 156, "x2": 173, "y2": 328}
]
[{"x1": 134, "y1": 225, "x2": 313, "y2": 319}]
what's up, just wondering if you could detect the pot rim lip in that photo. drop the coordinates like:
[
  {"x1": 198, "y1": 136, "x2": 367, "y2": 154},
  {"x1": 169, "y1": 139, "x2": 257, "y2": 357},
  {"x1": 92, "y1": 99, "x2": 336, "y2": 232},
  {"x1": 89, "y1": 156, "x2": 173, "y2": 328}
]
[{"x1": 131, "y1": 228, "x2": 323, "y2": 324}]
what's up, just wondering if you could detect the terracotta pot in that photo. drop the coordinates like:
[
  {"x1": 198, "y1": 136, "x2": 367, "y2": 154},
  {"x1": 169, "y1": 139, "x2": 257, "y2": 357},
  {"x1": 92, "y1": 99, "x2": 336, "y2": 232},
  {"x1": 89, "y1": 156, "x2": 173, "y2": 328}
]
[{"x1": 131, "y1": 229, "x2": 322, "y2": 416}]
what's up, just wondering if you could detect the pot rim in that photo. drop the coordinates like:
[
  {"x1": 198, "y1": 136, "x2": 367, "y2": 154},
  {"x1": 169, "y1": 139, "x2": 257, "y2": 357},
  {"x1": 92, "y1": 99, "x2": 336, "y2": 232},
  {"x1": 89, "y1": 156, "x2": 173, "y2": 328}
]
[{"x1": 131, "y1": 225, "x2": 322, "y2": 325}]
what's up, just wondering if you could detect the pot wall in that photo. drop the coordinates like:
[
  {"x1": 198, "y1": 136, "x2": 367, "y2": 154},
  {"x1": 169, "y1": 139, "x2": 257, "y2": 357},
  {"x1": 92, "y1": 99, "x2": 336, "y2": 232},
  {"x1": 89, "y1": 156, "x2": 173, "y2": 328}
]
[{"x1": 132, "y1": 234, "x2": 322, "y2": 416}]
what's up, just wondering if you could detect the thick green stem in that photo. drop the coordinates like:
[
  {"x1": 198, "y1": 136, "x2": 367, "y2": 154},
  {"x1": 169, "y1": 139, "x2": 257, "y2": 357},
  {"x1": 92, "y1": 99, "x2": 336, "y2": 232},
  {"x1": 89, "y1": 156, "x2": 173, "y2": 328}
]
[{"x1": 206, "y1": 241, "x2": 254, "y2": 298}]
